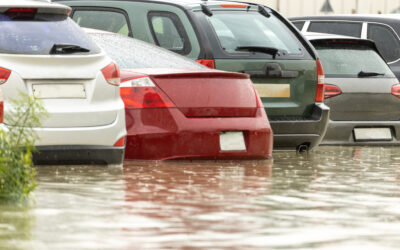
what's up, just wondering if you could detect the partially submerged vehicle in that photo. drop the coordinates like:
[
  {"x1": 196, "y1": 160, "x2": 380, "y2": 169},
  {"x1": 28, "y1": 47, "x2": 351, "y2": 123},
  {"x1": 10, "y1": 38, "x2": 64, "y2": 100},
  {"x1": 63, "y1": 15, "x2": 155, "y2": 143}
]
[
  {"x1": 87, "y1": 29, "x2": 273, "y2": 160},
  {"x1": 0, "y1": 0, "x2": 126, "y2": 164},
  {"x1": 305, "y1": 32, "x2": 400, "y2": 145}
]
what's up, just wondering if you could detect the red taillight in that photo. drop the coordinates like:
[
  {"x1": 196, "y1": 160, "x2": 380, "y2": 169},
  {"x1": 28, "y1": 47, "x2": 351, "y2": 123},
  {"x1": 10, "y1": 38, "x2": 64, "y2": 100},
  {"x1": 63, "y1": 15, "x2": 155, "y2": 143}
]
[
  {"x1": 220, "y1": 4, "x2": 247, "y2": 8},
  {"x1": 196, "y1": 59, "x2": 215, "y2": 69},
  {"x1": 324, "y1": 84, "x2": 342, "y2": 99},
  {"x1": 392, "y1": 84, "x2": 400, "y2": 98},
  {"x1": 120, "y1": 76, "x2": 175, "y2": 109},
  {"x1": 6, "y1": 8, "x2": 37, "y2": 13},
  {"x1": 102, "y1": 62, "x2": 120, "y2": 86},
  {"x1": 315, "y1": 59, "x2": 325, "y2": 102},
  {"x1": 113, "y1": 137, "x2": 126, "y2": 147},
  {"x1": 0, "y1": 67, "x2": 11, "y2": 84}
]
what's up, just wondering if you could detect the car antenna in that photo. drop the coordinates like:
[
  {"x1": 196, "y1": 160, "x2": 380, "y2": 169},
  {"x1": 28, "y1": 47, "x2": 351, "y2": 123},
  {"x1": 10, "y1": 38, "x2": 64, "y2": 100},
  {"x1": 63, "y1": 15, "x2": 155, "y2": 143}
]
[
  {"x1": 201, "y1": 3, "x2": 213, "y2": 17},
  {"x1": 258, "y1": 5, "x2": 270, "y2": 18}
]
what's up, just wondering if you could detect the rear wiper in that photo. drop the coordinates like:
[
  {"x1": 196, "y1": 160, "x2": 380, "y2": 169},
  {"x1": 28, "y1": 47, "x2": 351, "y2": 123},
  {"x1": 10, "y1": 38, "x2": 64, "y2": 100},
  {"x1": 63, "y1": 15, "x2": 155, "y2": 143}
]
[
  {"x1": 358, "y1": 71, "x2": 385, "y2": 77},
  {"x1": 236, "y1": 46, "x2": 279, "y2": 59},
  {"x1": 50, "y1": 44, "x2": 90, "y2": 54}
]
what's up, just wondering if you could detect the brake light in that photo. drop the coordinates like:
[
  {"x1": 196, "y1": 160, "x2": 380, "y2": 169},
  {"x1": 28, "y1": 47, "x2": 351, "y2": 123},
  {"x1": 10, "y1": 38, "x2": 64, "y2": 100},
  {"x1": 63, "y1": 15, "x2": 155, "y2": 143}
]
[
  {"x1": 324, "y1": 84, "x2": 342, "y2": 99},
  {"x1": 6, "y1": 8, "x2": 37, "y2": 13},
  {"x1": 315, "y1": 59, "x2": 325, "y2": 102},
  {"x1": 196, "y1": 59, "x2": 215, "y2": 69},
  {"x1": 0, "y1": 67, "x2": 11, "y2": 84},
  {"x1": 391, "y1": 84, "x2": 400, "y2": 98},
  {"x1": 113, "y1": 137, "x2": 126, "y2": 147},
  {"x1": 102, "y1": 62, "x2": 120, "y2": 86},
  {"x1": 220, "y1": 4, "x2": 247, "y2": 8},
  {"x1": 120, "y1": 76, "x2": 175, "y2": 109}
]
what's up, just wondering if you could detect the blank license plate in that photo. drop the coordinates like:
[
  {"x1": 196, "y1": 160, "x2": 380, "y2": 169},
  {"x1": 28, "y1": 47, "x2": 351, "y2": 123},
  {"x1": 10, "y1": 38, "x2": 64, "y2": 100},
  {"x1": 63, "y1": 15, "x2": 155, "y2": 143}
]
[
  {"x1": 33, "y1": 84, "x2": 86, "y2": 99},
  {"x1": 353, "y1": 128, "x2": 392, "y2": 141},
  {"x1": 220, "y1": 131, "x2": 246, "y2": 151}
]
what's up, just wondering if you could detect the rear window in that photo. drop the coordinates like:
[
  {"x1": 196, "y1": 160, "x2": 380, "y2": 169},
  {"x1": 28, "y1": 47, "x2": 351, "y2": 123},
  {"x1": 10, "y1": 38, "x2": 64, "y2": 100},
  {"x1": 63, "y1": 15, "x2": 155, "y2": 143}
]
[
  {"x1": 88, "y1": 33, "x2": 205, "y2": 69},
  {"x1": 207, "y1": 11, "x2": 303, "y2": 57},
  {"x1": 308, "y1": 21, "x2": 362, "y2": 37},
  {"x1": 313, "y1": 41, "x2": 394, "y2": 78},
  {"x1": 0, "y1": 13, "x2": 100, "y2": 55}
]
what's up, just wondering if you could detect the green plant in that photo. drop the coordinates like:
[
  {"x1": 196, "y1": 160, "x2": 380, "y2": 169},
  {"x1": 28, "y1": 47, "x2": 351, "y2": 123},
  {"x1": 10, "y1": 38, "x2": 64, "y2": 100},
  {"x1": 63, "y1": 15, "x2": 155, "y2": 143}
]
[{"x1": 0, "y1": 94, "x2": 47, "y2": 202}]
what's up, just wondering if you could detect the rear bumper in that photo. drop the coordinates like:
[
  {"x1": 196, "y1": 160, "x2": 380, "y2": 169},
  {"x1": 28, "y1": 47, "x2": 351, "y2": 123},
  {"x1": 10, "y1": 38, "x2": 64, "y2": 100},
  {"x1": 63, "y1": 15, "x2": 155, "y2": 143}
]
[
  {"x1": 124, "y1": 107, "x2": 273, "y2": 160},
  {"x1": 270, "y1": 103, "x2": 330, "y2": 150},
  {"x1": 33, "y1": 145, "x2": 125, "y2": 165},
  {"x1": 322, "y1": 120, "x2": 400, "y2": 145}
]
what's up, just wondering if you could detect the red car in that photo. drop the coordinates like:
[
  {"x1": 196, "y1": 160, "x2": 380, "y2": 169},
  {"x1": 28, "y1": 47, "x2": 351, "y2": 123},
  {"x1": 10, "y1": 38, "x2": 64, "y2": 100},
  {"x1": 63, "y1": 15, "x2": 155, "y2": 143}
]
[{"x1": 88, "y1": 31, "x2": 273, "y2": 160}]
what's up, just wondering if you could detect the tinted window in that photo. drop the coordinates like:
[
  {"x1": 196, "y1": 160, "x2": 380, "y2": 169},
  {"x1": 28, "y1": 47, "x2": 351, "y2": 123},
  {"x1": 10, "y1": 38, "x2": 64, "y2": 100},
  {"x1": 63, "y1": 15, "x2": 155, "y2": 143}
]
[
  {"x1": 148, "y1": 12, "x2": 191, "y2": 55},
  {"x1": 208, "y1": 11, "x2": 303, "y2": 56},
  {"x1": 292, "y1": 21, "x2": 305, "y2": 30},
  {"x1": 0, "y1": 14, "x2": 99, "y2": 55},
  {"x1": 72, "y1": 10, "x2": 131, "y2": 36},
  {"x1": 367, "y1": 23, "x2": 400, "y2": 62},
  {"x1": 308, "y1": 21, "x2": 362, "y2": 37},
  {"x1": 314, "y1": 42, "x2": 394, "y2": 77},
  {"x1": 89, "y1": 33, "x2": 205, "y2": 69}
]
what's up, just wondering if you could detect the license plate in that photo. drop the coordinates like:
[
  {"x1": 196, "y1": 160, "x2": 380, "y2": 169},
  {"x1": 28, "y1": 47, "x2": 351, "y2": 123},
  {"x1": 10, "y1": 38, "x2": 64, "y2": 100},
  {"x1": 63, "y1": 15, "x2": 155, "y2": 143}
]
[
  {"x1": 353, "y1": 128, "x2": 392, "y2": 141},
  {"x1": 33, "y1": 84, "x2": 86, "y2": 99},
  {"x1": 220, "y1": 131, "x2": 246, "y2": 151},
  {"x1": 253, "y1": 84, "x2": 290, "y2": 98}
]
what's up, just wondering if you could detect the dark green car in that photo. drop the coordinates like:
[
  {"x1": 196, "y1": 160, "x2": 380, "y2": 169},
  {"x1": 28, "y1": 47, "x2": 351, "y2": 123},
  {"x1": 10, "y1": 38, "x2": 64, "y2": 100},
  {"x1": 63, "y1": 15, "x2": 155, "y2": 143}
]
[{"x1": 57, "y1": 0, "x2": 330, "y2": 151}]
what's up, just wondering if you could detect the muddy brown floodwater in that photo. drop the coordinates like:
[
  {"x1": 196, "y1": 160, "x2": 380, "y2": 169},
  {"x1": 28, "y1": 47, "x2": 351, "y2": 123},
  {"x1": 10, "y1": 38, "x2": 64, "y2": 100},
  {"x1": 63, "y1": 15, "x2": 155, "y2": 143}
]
[{"x1": 1, "y1": 146, "x2": 400, "y2": 249}]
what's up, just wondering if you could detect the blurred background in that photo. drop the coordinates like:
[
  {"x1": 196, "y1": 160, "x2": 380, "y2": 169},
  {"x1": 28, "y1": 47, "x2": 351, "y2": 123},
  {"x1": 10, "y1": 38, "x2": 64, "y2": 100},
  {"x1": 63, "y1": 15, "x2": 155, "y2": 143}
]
[{"x1": 245, "y1": 0, "x2": 400, "y2": 17}]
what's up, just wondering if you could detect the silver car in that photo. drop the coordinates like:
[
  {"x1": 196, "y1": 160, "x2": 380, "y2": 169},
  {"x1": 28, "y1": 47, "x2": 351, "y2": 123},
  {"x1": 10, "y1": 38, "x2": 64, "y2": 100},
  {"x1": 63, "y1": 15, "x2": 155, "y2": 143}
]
[
  {"x1": 305, "y1": 32, "x2": 400, "y2": 145},
  {"x1": 0, "y1": 1, "x2": 126, "y2": 164}
]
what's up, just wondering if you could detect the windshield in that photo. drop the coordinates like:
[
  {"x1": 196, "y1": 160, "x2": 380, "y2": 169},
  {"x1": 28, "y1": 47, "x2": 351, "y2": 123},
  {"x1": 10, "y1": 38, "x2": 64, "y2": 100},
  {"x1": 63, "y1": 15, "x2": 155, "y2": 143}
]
[
  {"x1": 89, "y1": 33, "x2": 206, "y2": 69},
  {"x1": 207, "y1": 11, "x2": 303, "y2": 56},
  {"x1": 314, "y1": 42, "x2": 395, "y2": 78},
  {"x1": 0, "y1": 14, "x2": 100, "y2": 55}
]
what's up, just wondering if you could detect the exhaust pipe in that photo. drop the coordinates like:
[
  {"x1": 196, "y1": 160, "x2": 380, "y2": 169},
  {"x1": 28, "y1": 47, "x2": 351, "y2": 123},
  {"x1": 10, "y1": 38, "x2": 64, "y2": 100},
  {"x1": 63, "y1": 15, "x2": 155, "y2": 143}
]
[{"x1": 296, "y1": 143, "x2": 309, "y2": 153}]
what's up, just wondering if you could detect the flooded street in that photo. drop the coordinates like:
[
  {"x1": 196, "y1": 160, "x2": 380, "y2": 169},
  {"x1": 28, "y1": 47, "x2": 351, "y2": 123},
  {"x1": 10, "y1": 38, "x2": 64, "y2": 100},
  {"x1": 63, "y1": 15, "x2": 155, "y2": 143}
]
[{"x1": 2, "y1": 146, "x2": 400, "y2": 249}]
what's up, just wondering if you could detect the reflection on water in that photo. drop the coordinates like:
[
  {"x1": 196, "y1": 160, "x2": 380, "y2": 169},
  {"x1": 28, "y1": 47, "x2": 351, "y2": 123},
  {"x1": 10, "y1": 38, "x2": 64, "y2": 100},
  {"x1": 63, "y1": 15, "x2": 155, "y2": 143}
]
[{"x1": 1, "y1": 146, "x2": 400, "y2": 249}]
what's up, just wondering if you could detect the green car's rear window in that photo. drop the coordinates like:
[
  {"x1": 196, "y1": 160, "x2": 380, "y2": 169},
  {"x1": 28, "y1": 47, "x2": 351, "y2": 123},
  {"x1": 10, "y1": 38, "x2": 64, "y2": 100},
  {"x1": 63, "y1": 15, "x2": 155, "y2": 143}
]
[
  {"x1": 314, "y1": 42, "x2": 395, "y2": 78},
  {"x1": 207, "y1": 11, "x2": 303, "y2": 56}
]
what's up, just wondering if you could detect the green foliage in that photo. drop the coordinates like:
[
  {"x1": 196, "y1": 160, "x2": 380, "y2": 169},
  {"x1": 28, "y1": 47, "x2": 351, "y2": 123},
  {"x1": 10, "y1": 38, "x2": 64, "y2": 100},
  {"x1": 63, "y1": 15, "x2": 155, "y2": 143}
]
[{"x1": 0, "y1": 94, "x2": 47, "y2": 202}]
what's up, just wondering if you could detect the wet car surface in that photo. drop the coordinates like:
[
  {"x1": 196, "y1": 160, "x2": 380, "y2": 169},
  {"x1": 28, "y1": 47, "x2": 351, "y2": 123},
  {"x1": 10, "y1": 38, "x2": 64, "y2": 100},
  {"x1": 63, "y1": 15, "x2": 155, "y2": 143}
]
[{"x1": 2, "y1": 146, "x2": 400, "y2": 249}]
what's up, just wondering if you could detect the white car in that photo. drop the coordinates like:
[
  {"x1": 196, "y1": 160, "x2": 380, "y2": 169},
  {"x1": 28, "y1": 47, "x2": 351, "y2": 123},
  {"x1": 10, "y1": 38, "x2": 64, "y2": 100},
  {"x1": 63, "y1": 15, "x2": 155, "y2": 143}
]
[{"x1": 0, "y1": 0, "x2": 126, "y2": 165}]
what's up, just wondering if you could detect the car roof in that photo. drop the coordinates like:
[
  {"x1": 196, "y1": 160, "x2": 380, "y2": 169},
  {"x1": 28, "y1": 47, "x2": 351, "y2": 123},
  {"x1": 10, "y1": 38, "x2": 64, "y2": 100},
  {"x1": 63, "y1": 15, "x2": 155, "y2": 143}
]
[
  {"x1": 0, "y1": 0, "x2": 70, "y2": 14},
  {"x1": 54, "y1": 0, "x2": 267, "y2": 10},
  {"x1": 290, "y1": 14, "x2": 400, "y2": 22},
  {"x1": 303, "y1": 32, "x2": 361, "y2": 40}
]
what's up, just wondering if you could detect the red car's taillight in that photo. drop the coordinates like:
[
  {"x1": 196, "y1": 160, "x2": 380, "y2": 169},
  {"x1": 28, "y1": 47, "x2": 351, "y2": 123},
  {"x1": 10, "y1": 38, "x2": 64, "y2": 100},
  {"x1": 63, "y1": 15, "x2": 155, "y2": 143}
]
[
  {"x1": 196, "y1": 59, "x2": 215, "y2": 69},
  {"x1": 102, "y1": 62, "x2": 120, "y2": 86},
  {"x1": 120, "y1": 76, "x2": 175, "y2": 109},
  {"x1": 315, "y1": 59, "x2": 325, "y2": 102},
  {"x1": 113, "y1": 136, "x2": 126, "y2": 147},
  {"x1": 324, "y1": 84, "x2": 342, "y2": 99},
  {"x1": 392, "y1": 84, "x2": 400, "y2": 98},
  {"x1": 0, "y1": 67, "x2": 11, "y2": 84}
]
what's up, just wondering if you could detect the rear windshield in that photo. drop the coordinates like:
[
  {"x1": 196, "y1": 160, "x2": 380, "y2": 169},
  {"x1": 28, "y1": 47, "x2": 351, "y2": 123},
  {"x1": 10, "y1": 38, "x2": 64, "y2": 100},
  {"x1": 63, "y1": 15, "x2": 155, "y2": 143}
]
[
  {"x1": 314, "y1": 42, "x2": 395, "y2": 78},
  {"x1": 89, "y1": 33, "x2": 205, "y2": 69},
  {"x1": 0, "y1": 13, "x2": 100, "y2": 55},
  {"x1": 207, "y1": 11, "x2": 303, "y2": 56}
]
